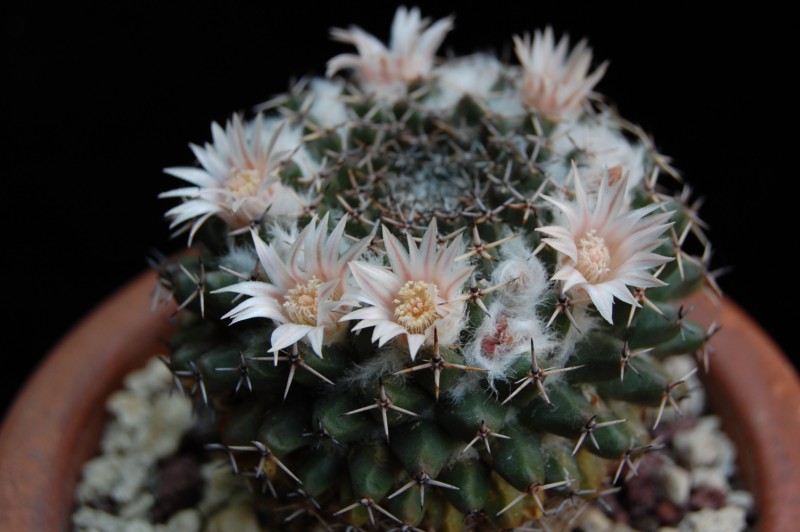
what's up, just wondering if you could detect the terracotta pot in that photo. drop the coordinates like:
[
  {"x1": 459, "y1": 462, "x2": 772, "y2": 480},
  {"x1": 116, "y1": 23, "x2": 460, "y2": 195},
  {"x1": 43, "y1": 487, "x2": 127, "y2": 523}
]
[
  {"x1": 0, "y1": 270, "x2": 175, "y2": 531},
  {"x1": 0, "y1": 271, "x2": 798, "y2": 531}
]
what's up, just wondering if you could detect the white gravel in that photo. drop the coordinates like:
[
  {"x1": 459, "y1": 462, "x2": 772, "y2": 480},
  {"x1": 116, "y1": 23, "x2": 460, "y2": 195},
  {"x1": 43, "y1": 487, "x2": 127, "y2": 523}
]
[
  {"x1": 673, "y1": 415, "x2": 736, "y2": 473},
  {"x1": 679, "y1": 506, "x2": 747, "y2": 531},
  {"x1": 73, "y1": 359, "x2": 197, "y2": 531},
  {"x1": 73, "y1": 356, "x2": 756, "y2": 531},
  {"x1": 661, "y1": 463, "x2": 692, "y2": 507}
]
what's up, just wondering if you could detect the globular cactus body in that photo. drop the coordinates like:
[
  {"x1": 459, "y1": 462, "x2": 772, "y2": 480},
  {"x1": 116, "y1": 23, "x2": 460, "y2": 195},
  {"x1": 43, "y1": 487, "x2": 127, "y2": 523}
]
[{"x1": 159, "y1": 7, "x2": 717, "y2": 529}]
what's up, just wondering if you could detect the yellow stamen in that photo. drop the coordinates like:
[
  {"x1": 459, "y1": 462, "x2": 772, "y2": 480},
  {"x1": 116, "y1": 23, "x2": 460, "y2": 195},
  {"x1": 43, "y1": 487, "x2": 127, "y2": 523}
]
[
  {"x1": 284, "y1": 278, "x2": 321, "y2": 326},
  {"x1": 576, "y1": 229, "x2": 611, "y2": 283},
  {"x1": 227, "y1": 168, "x2": 261, "y2": 198},
  {"x1": 393, "y1": 280, "x2": 440, "y2": 334}
]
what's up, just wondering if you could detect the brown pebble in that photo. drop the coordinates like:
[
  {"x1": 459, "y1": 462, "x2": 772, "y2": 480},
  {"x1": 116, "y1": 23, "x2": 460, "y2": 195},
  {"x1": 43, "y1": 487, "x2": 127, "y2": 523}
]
[
  {"x1": 151, "y1": 454, "x2": 204, "y2": 523},
  {"x1": 601, "y1": 493, "x2": 632, "y2": 525},
  {"x1": 656, "y1": 500, "x2": 683, "y2": 525},
  {"x1": 623, "y1": 455, "x2": 661, "y2": 516},
  {"x1": 653, "y1": 416, "x2": 696, "y2": 443},
  {"x1": 689, "y1": 486, "x2": 726, "y2": 510},
  {"x1": 89, "y1": 496, "x2": 118, "y2": 515}
]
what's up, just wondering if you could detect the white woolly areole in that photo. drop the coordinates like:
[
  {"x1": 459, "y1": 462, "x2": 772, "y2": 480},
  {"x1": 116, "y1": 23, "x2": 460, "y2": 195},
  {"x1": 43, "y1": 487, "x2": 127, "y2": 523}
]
[
  {"x1": 443, "y1": 371, "x2": 485, "y2": 404},
  {"x1": 218, "y1": 246, "x2": 258, "y2": 276},
  {"x1": 485, "y1": 90, "x2": 527, "y2": 119},
  {"x1": 340, "y1": 344, "x2": 410, "y2": 388},
  {"x1": 463, "y1": 240, "x2": 556, "y2": 384},
  {"x1": 308, "y1": 78, "x2": 350, "y2": 147},
  {"x1": 426, "y1": 54, "x2": 502, "y2": 110},
  {"x1": 264, "y1": 219, "x2": 302, "y2": 258},
  {"x1": 549, "y1": 304, "x2": 600, "y2": 368}
]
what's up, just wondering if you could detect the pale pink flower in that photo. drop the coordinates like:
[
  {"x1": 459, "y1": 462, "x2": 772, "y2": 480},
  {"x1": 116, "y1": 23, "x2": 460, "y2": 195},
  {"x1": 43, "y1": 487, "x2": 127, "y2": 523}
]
[
  {"x1": 327, "y1": 6, "x2": 454, "y2": 100},
  {"x1": 341, "y1": 221, "x2": 473, "y2": 360},
  {"x1": 514, "y1": 27, "x2": 607, "y2": 120},
  {"x1": 216, "y1": 215, "x2": 372, "y2": 357},
  {"x1": 536, "y1": 167, "x2": 673, "y2": 323},
  {"x1": 160, "y1": 115, "x2": 306, "y2": 243}
]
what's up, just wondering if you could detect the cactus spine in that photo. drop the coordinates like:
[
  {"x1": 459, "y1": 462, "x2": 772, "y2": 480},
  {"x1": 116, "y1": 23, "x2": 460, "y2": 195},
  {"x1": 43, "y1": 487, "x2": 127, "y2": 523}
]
[{"x1": 158, "y1": 7, "x2": 719, "y2": 529}]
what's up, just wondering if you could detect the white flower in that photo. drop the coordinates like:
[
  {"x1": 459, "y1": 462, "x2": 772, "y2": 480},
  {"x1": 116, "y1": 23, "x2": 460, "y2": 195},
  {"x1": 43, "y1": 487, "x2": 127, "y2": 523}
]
[
  {"x1": 514, "y1": 27, "x2": 607, "y2": 120},
  {"x1": 536, "y1": 167, "x2": 673, "y2": 323},
  {"x1": 341, "y1": 221, "x2": 473, "y2": 360},
  {"x1": 216, "y1": 214, "x2": 372, "y2": 357},
  {"x1": 327, "y1": 6, "x2": 454, "y2": 101},
  {"x1": 160, "y1": 115, "x2": 308, "y2": 243}
]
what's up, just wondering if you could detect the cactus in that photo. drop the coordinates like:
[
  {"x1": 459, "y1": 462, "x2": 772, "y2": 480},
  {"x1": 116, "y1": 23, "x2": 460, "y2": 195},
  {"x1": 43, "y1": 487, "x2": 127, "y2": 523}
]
[{"x1": 157, "y1": 7, "x2": 719, "y2": 529}]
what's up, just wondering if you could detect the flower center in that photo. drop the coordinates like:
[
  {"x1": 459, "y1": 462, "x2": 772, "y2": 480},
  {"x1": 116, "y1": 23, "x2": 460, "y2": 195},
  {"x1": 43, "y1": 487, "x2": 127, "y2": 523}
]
[
  {"x1": 284, "y1": 277, "x2": 321, "y2": 326},
  {"x1": 576, "y1": 230, "x2": 611, "y2": 284},
  {"x1": 393, "y1": 280, "x2": 440, "y2": 334},
  {"x1": 227, "y1": 168, "x2": 261, "y2": 198}
]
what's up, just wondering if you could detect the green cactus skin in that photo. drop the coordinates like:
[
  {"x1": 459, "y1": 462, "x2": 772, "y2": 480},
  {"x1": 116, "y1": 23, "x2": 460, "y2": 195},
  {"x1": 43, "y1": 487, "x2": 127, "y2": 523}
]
[{"x1": 157, "y1": 7, "x2": 719, "y2": 530}]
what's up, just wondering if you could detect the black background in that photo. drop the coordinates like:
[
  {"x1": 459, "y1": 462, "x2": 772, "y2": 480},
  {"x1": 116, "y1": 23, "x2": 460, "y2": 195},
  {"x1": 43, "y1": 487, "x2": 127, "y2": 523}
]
[{"x1": 3, "y1": 4, "x2": 794, "y2": 415}]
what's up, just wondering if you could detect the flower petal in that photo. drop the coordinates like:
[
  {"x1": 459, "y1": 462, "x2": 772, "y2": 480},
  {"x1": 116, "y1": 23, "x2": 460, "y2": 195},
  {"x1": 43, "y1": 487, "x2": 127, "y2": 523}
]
[
  {"x1": 585, "y1": 283, "x2": 615, "y2": 323},
  {"x1": 270, "y1": 323, "x2": 314, "y2": 353},
  {"x1": 406, "y1": 333, "x2": 427, "y2": 360},
  {"x1": 252, "y1": 228, "x2": 296, "y2": 292},
  {"x1": 349, "y1": 261, "x2": 401, "y2": 308}
]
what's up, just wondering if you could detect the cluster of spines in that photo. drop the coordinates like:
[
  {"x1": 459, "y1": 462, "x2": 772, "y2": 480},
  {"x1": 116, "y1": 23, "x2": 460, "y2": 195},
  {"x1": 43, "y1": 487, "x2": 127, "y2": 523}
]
[{"x1": 154, "y1": 26, "x2": 721, "y2": 531}]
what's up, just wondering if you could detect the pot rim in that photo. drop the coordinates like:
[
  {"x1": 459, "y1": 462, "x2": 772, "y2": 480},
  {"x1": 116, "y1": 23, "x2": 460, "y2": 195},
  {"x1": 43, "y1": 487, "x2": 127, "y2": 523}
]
[
  {"x1": 690, "y1": 294, "x2": 800, "y2": 531},
  {"x1": 0, "y1": 269, "x2": 175, "y2": 532}
]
